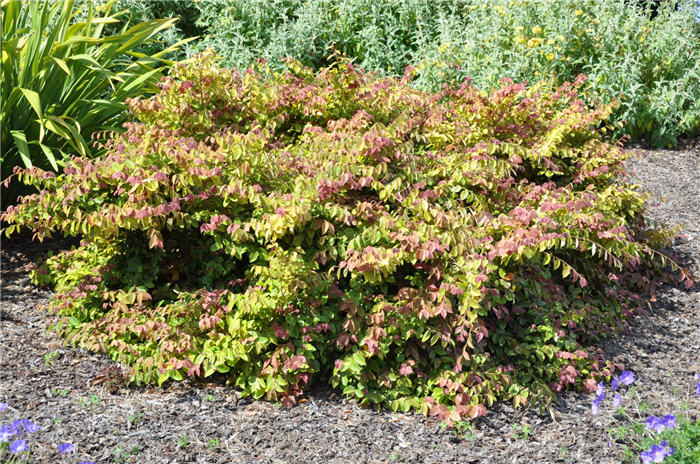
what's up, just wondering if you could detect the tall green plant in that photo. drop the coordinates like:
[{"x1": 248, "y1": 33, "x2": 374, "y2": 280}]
[{"x1": 0, "y1": 0, "x2": 190, "y2": 208}]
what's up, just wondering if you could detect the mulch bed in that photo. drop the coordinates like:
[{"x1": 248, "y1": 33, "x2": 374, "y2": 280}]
[{"x1": 1, "y1": 140, "x2": 698, "y2": 464}]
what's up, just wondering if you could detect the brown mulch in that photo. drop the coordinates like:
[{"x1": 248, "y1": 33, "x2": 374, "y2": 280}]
[{"x1": 1, "y1": 140, "x2": 698, "y2": 464}]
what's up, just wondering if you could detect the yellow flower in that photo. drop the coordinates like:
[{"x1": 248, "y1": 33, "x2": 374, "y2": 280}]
[
  {"x1": 515, "y1": 35, "x2": 526, "y2": 44},
  {"x1": 438, "y1": 42, "x2": 452, "y2": 53},
  {"x1": 547, "y1": 38, "x2": 555, "y2": 45},
  {"x1": 575, "y1": 9, "x2": 583, "y2": 16},
  {"x1": 532, "y1": 26, "x2": 542, "y2": 35},
  {"x1": 516, "y1": 25, "x2": 525, "y2": 32},
  {"x1": 527, "y1": 37, "x2": 543, "y2": 47},
  {"x1": 546, "y1": 53, "x2": 555, "y2": 61}
]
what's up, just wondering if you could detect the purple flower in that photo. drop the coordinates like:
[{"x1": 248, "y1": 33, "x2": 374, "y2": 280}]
[
  {"x1": 660, "y1": 415, "x2": 676, "y2": 429},
  {"x1": 0, "y1": 424, "x2": 13, "y2": 442},
  {"x1": 611, "y1": 377, "x2": 620, "y2": 391},
  {"x1": 645, "y1": 415, "x2": 676, "y2": 433},
  {"x1": 620, "y1": 371, "x2": 635, "y2": 386},
  {"x1": 57, "y1": 442, "x2": 75, "y2": 454},
  {"x1": 641, "y1": 441, "x2": 676, "y2": 463},
  {"x1": 645, "y1": 415, "x2": 657, "y2": 429},
  {"x1": 0, "y1": 402, "x2": 7, "y2": 411},
  {"x1": 10, "y1": 419, "x2": 24, "y2": 436},
  {"x1": 591, "y1": 391, "x2": 605, "y2": 415},
  {"x1": 78, "y1": 461, "x2": 96, "y2": 464},
  {"x1": 613, "y1": 393, "x2": 621, "y2": 407},
  {"x1": 9, "y1": 439, "x2": 28, "y2": 453},
  {"x1": 645, "y1": 416, "x2": 666, "y2": 433},
  {"x1": 22, "y1": 419, "x2": 39, "y2": 433},
  {"x1": 696, "y1": 381, "x2": 700, "y2": 396},
  {"x1": 596, "y1": 381, "x2": 604, "y2": 395},
  {"x1": 659, "y1": 441, "x2": 674, "y2": 456},
  {"x1": 642, "y1": 444, "x2": 668, "y2": 463},
  {"x1": 640, "y1": 451, "x2": 652, "y2": 464},
  {"x1": 9, "y1": 419, "x2": 39, "y2": 435}
]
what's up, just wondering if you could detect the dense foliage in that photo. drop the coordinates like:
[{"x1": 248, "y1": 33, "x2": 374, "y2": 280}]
[
  {"x1": 0, "y1": 0, "x2": 189, "y2": 208},
  {"x1": 111, "y1": 0, "x2": 700, "y2": 147},
  {"x1": 91, "y1": 0, "x2": 205, "y2": 60},
  {"x1": 3, "y1": 52, "x2": 692, "y2": 423},
  {"x1": 410, "y1": 0, "x2": 700, "y2": 147}
]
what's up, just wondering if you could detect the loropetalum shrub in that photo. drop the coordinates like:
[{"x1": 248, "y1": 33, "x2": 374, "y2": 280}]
[{"x1": 3, "y1": 51, "x2": 693, "y2": 423}]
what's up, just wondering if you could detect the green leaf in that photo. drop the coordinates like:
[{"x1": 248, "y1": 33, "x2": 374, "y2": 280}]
[
  {"x1": 49, "y1": 56, "x2": 71, "y2": 75},
  {"x1": 19, "y1": 88, "x2": 42, "y2": 120},
  {"x1": 117, "y1": 68, "x2": 160, "y2": 95},
  {"x1": 34, "y1": 141, "x2": 59, "y2": 171},
  {"x1": 10, "y1": 130, "x2": 32, "y2": 168},
  {"x1": 562, "y1": 265, "x2": 571, "y2": 279}
]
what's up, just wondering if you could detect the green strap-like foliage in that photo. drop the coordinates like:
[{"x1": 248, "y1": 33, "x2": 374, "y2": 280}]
[{"x1": 0, "y1": 0, "x2": 194, "y2": 208}]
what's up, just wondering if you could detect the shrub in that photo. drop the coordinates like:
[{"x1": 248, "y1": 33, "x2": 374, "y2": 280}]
[
  {"x1": 411, "y1": 0, "x2": 700, "y2": 148},
  {"x1": 191, "y1": 0, "x2": 459, "y2": 75},
  {"x1": 183, "y1": 0, "x2": 700, "y2": 147},
  {"x1": 3, "y1": 51, "x2": 692, "y2": 423},
  {"x1": 0, "y1": 0, "x2": 188, "y2": 208}
]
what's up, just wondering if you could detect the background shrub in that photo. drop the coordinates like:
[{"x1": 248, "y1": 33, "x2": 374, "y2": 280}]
[
  {"x1": 153, "y1": 0, "x2": 700, "y2": 147},
  {"x1": 192, "y1": 0, "x2": 459, "y2": 75},
  {"x1": 4, "y1": 52, "x2": 690, "y2": 422},
  {"x1": 410, "y1": 0, "x2": 700, "y2": 147},
  {"x1": 0, "y1": 0, "x2": 187, "y2": 209}
]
